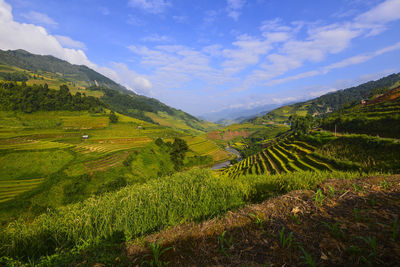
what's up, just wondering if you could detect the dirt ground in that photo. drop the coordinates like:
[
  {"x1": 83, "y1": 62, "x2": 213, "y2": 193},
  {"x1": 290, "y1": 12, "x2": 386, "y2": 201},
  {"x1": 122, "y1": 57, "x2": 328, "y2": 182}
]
[{"x1": 126, "y1": 175, "x2": 400, "y2": 266}]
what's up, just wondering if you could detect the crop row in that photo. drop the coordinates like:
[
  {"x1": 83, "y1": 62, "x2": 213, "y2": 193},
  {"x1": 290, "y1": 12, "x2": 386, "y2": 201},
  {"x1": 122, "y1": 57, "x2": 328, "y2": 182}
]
[
  {"x1": 73, "y1": 138, "x2": 151, "y2": 155},
  {"x1": 0, "y1": 140, "x2": 72, "y2": 151},
  {"x1": 220, "y1": 138, "x2": 334, "y2": 178},
  {"x1": 0, "y1": 178, "x2": 44, "y2": 203},
  {"x1": 84, "y1": 152, "x2": 129, "y2": 171}
]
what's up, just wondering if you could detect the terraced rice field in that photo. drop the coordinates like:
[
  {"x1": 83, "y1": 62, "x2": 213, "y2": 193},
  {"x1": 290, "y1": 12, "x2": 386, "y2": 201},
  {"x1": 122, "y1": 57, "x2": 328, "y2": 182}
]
[
  {"x1": 84, "y1": 152, "x2": 130, "y2": 172},
  {"x1": 72, "y1": 137, "x2": 152, "y2": 155},
  {"x1": 0, "y1": 178, "x2": 44, "y2": 203},
  {"x1": 183, "y1": 136, "x2": 230, "y2": 162},
  {"x1": 61, "y1": 116, "x2": 109, "y2": 130},
  {"x1": 220, "y1": 137, "x2": 334, "y2": 178},
  {"x1": 0, "y1": 140, "x2": 73, "y2": 151}
]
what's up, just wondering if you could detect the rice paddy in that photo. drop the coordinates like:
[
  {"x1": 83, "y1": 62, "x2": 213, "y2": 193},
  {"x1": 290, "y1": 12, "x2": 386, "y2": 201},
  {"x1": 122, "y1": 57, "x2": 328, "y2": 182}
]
[
  {"x1": 0, "y1": 178, "x2": 44, "y2": 203},
  {"x1": 0, "y1": 110, "x2": 228, "y2": 208},
  {"x1": 220, "y1": 136, "x2": 334, "y2": 178}
]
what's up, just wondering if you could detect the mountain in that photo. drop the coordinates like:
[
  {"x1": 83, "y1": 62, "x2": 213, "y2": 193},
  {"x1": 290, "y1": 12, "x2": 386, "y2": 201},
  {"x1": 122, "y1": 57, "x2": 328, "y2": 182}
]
[
  {"x1": 0, "y1": 49, "x2": 129, "y2": 93},
  {"x1": 0, "y1": 49, "x2": 217, "y2": 134},
  {"x1": 200, "y1": 103, "x2": 283, "y2": 124},
  {"x1": 250, "y1": 72, "x2": 400, "y2": 124}
]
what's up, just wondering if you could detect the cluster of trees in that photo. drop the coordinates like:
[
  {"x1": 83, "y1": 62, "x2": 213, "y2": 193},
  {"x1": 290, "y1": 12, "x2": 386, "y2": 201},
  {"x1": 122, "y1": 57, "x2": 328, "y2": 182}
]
[
  {"x1": 109, "y1": 111, "x2": 119, "y2": 123},
  {"x1": 289, "y1": 114, "x2": 319, "y2": 134},
  {"x1": 0, "y1": 82, "x2": 105, "y2": 113},
  {"x1": 0, "y1": 71, "x2": 30, "y2": 82},
  {"x1": 155, "y1": 137, "x2": 189, "y2": 170}
]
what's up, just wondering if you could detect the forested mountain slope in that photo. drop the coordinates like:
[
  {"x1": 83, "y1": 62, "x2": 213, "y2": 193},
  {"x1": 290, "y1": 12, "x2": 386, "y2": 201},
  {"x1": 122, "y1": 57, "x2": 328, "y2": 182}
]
[
  {"x1": 0, "y1": 49, "x2": 217, "y2": 133},
  {"x1": 251, "y1": 73, "x2": 400, "y2": 124}
]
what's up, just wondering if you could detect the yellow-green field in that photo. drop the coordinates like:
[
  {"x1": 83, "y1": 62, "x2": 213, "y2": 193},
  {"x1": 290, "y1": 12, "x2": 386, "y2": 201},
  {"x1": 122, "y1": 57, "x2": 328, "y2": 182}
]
[
  {"x1": 0, "y1": 178, "x2": 44, "y2": 203},
  {"x1": 0, "y1": 109, "x2": 228, "y2": 211},
  {"x1": 183, "y1": 136, "x2": 230, "y2": 162}
]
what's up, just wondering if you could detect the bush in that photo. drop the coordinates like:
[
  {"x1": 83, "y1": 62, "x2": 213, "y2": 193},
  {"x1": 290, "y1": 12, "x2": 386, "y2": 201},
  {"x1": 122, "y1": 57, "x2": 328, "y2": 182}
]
[{"x1": 108, "y1": 111, "x2": 119, "y2": 123}]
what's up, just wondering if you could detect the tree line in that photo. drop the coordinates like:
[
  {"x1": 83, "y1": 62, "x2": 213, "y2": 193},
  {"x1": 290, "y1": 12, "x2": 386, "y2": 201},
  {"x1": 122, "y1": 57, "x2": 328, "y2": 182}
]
[{"x1": 0, "y1": 82, "x2": 105, "y2": 113}]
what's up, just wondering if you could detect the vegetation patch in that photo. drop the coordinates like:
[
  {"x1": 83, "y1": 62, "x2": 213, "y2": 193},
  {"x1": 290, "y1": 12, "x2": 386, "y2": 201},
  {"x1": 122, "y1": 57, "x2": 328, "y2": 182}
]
[{"x1": 0, "y1": 150, "x2": 74, "y2": 180}]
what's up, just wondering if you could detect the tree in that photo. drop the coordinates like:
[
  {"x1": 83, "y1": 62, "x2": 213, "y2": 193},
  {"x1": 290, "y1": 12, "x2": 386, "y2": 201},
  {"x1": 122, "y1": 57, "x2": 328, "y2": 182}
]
[
  {"x1": 289, "y1": 115, "x2": 314, "y2": 134},
  {"x1": 170, "y1": 138, "x2": 189, "y2": 170},
  {"x1": 109, "y1": 111, "x2": 119, "y2": 123}
]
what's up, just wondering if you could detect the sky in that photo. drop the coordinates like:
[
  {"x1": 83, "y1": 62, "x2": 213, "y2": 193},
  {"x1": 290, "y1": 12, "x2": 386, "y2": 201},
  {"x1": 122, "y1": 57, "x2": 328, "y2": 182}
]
[{"x1": 1, "y1": 0, "x2": 400, "y2": 116}]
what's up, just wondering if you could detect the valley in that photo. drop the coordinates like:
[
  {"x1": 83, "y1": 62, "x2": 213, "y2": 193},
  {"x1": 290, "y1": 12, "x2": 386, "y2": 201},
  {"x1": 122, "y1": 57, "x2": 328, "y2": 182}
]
[{"x1": 0, "y1": 49, "x2": 399, "y2": 266}]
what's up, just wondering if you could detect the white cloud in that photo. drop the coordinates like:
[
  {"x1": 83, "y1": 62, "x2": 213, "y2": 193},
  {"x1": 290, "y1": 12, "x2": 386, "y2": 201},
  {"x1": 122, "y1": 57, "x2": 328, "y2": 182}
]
[
  {"x1": 354, "y1": 0, "x2": 400, "y2": 35},
  {"x1": 128, "y1": 44, "x2": 232, "y2": 90},
  {"x1": 222, "y1": 34, "x2": 273, "y2": 74},
  {"x1": 54, "y1": 35, "x2": 86, "y2": 50},
  {"x1": 20, "y1": 10, "x2": 57, "y2": 27},
  {"x1": 263, "y1": 41, "x2": 400, "y2": 87},
  {"x1": 239, "y1": 0, "x2": 400, "y2": 91},
  {"x1": 141, "y1": 34, "x2": 172, "y2": 42},
  {"x1": 226, "y1": 0, "x2": 246, "y2": 21},
  {"x1": 0, "y1": 0, "x2": 91, "y2": 67},
  {"x1": 259, "y1": 18, "x2": 293, "y2": 32},
  {"x1": 126, "y1": 15, "x2": 143, "y2": 26},
  {"x1": 108, "y1": 63, "x2": 152, "y2": 95},
  {"x1": 128, "y1": 0, "x2": 170, "y2": 14}
]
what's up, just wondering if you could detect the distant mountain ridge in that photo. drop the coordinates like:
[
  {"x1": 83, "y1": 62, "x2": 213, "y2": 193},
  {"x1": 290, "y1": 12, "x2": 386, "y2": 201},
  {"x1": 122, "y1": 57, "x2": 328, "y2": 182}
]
[{"x1": 200, "y1": 103, "x2": 285, "y2": 124}]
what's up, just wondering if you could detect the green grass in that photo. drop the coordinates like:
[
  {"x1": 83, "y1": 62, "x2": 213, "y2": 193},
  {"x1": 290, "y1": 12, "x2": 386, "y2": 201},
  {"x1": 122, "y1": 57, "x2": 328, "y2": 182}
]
[
  {"x1": 0, "y1": 168, "x2": 364, "y2": 263},
  {"x1": 0, "y1": 150, "x2": 74, "y2": 180}
]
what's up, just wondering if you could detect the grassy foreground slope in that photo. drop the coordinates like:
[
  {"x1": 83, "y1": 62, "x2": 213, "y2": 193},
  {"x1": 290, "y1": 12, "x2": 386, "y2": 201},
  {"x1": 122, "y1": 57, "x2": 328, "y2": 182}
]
[
  {"x1": 0, "y1": 168, "x2": 367, "y2": 265},
  {"x1": 128, "y1": 174, "x2": 400, "y2": 266}
]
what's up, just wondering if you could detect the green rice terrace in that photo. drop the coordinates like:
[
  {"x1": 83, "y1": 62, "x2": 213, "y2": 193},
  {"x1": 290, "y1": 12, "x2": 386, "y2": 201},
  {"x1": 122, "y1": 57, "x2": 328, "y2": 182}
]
[
  {"x1": 220, "y1": 131, "x2": 400, "y2": 179},
  {"x1": 220, "y1": 136, "x2": 333, "y2": 178}
]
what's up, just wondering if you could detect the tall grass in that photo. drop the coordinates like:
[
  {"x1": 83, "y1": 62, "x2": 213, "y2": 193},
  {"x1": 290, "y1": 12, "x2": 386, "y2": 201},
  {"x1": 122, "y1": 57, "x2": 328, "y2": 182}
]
[{"x1": 0, "y1": 168, "x2": 364, "y2": 262}]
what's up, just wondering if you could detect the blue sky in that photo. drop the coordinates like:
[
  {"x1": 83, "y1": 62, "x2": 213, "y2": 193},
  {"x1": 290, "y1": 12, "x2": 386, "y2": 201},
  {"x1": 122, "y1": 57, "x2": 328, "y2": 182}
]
[{"x1": 1, "y1": 0, "x2": 400, "y2": 115}]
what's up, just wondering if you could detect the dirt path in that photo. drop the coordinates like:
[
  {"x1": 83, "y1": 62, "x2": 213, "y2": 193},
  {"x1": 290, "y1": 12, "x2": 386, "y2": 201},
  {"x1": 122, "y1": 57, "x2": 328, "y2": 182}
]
[{"x1": 126, "y1": 175, "x2": 400, "y2": 266}]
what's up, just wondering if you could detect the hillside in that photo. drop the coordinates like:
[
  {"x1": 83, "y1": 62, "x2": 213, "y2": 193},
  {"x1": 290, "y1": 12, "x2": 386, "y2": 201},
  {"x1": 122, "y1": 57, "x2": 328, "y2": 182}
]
[
  {"x1": 220, "y1": 131, "x2": 400, "y2": 179},
  {"x1": 251, "y1": 73, "x2": 400, "y2": 124},
  {"x1": 321, "y1": 86, "x2": 400, "y2": 138},
  {"x1": 0, "y1": 51, "x2": 229, "y2": 225},
  {"x1": 0, "y1": 49, "x2": 218, "y2": 134},
  {"x1": 0, "y1": 49, "x2": 128, "y2": 93}
]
